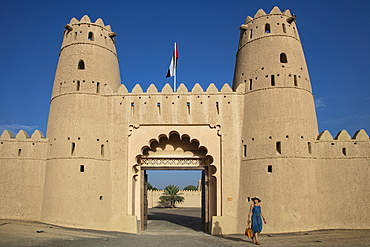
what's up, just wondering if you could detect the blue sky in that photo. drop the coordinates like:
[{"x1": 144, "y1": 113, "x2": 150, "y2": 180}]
[{"x1": 1, "y1": 0, "x2": 369, "y2": 189}]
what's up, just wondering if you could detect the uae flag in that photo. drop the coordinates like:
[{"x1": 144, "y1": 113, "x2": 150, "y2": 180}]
[{"x1": 166, "y1": 42, "x2": 178, "y2": 78}]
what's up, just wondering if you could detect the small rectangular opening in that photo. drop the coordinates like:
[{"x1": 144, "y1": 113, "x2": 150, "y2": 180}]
[
  {"x1": 294, "y1": 75, "x2": 298, "y2": 86},
  {"x1": 308, "y1": 142, "x2": 312, "y2": 154},
  {"x1": 268, "y1": 165, "x2": 272, "y2": 173},
  {"x1": 271, "y1": 75, "x2": 275, "y2": 86},
  {"x1": 18, "y1": 149, "x2": 21, "y2": 156},
  {"x1": 96, "y1": 82, "x2": 100, "y2": 94},
  {"x1": 131, "y1": 102, "x2": 135, "y2": 115},
  {"x1": 250, "y1": 29, "x2": 253, "y2": 39},
  {"x1": 243, "y1": 144, "x2": 247, "y2": 157},
  {"x1": 249, "y1": 79, "x2": 253, "y2": 90},
  {"x1": 101, "y1": 144, "x2": 105, "y2": 157},
  {"x1": 216, "y1": 102, "x2": 219, "y2": 115},
  {"x1": 342, "y1": 148, "x2": 347, "y2": 156},
  {"x1": 282, "y1": 23, "x2": 286, "y2": 33},
  {"x1": 76, "y1": 80, "x2": 80, "y2": 91},
  {"x1": 157, "y1": 102, "x2": 161, "y2": 115},
  {"x1": 186, "y1": 102, "x2": 190, "y2": 115},
  {"x1": 80, "y1": 165, "x2": 84, "y2": 172},
  {"x1": 276, "y1": 141, "x2": 281, "y2": 154},
  {"x1": 71, "y1": 142, "x2": 75, "y2": 155}
]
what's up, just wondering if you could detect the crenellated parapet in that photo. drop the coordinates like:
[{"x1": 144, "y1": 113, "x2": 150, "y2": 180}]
[
  {"x1": 315, "y1": 129, "x2": 370, "y2": 158},
  {"x1": 239, "y1": 6, "x2": 299, "y2": 48},
  {"x1": 53, "y1": 81, "x2": 237, "y2": 98},
  {"x1": 62, "y1": 15, "x2": 117, "y2": 56},
  {"x1": 0, "y1": 130, "x2": 49, "y2": 159},
  {"x1": 102, "y1": 82, "x2": 240, "y2": 127}
]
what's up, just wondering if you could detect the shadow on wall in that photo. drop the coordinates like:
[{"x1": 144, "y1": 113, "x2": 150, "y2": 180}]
[{"x1": 213, "y1": 221, "x2": 222, "y2": 235}]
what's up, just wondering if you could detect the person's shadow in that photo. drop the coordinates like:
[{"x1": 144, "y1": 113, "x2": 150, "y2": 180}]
[{"x1": 212, "y1": 221, "x2": 222, "y2": 235}]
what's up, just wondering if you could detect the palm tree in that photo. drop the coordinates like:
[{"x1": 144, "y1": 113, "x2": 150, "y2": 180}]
[{"x1": 159, "y1": 185, "x2": 185, "y2": 208}]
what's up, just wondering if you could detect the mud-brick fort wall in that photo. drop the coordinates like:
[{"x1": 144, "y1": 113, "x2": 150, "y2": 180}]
[
  {"x1": 0, "y1": 130, "x2": 48, "y2": 220},
  {"x1": 314, "y1": 129, "x2": 370, "y2": 229}
]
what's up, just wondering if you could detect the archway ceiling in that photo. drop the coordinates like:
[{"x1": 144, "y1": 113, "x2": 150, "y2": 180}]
[{"x1": 142, "y1": 132, "x2": 207, "y2": 158}]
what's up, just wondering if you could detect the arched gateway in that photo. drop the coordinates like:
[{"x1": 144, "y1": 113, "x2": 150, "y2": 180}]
[{"x1": 127, "y1": 125, "x2": 222, "y2": 233}]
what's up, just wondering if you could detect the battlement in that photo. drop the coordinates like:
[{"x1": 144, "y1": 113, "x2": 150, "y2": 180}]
[
  {"x1": 61, "y1": 15, "x2": 117, "y2": 55},
  {"x1": 67, "y1": 15, "x2": 113, "y2": 31},
  {"x1": 53, "y1": 81, "x2": 236, "y2": 99},
  {"x1": 317, "y1": 129, "x2": 369, "y2": 142},
  {"x1": 0, "y1": 129, "x2": 47, "y2": 141},
  {"x1": 238, "y1": 6, "x2": 300, "y2": 51},
  {"x1": 243, "y1": 6, "x2": 294, "y2": 24},
  {"x1": 0, "y1": 130, "x2": 48, "y2": 159}
]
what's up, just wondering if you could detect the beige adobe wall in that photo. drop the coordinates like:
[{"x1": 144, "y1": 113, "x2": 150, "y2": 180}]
[
  {"x1": 147, "y1": 190, "x2": 201, "y2": 208},
  {"x1": 315, "y1": 129, "x2": 370, "y2": 229},
  {"x1": 103, "y1": 82, "x2": 244, "y2": 233},
  {"x1": 0, "y1": 130, "x2": 48, "y2": 220}
]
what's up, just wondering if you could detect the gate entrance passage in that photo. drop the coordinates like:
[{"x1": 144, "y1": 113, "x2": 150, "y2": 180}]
[
  {"x1": 140, "y1": 157, "x2": 215, "y2": 233},
  {"x1": 127, "y1": 127, "x2": 221, "y2": 234}
]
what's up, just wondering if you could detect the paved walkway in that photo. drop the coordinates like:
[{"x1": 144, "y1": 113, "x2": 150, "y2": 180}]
[{"x1": 1, "y1": 208, "x2": 369, "y2": 246}]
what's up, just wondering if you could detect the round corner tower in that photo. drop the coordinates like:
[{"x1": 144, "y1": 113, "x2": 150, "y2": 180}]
[
  {"x1": 234, "y1": 7, "x2": 319, "y2": 233},
  {"x1": 42, "y1": 15, "x2": 121, "y2": 228}
]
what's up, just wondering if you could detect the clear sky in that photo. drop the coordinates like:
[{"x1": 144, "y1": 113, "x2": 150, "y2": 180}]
[{"x1": 1, "y1": 0, "x2": 369, "y2": 189}]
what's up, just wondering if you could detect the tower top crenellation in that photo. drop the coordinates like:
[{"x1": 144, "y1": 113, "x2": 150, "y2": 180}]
[
  {"x1": 242, "y1": 6, "x2": 294, "y2": 27},
  {"x1": 67, "y1": 15, "x2": 112, "y2": 31}
]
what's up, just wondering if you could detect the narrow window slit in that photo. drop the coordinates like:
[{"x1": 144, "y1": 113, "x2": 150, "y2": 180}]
[
  {"x1": 101, "y1": 144, "x2": 104, "y2": 157},
  {"x1": 294, "y1": 75, "x2": 298, "y2": 86},
  {"x1": 76, "y1": 80, "x2": 80, "y2": 91},
  {"x1": 186, "y1": 102, "x2": 190, "y2": 115},
  {"x1": 308, "y1": 142, "x2": 312, "y2": 154},
  {"x1": 243, "y1": 145, "x2": 247, "y2": 157},
  {"x1": 18, "y1": 149, "x2": 21, "y2": 156},
  {"x1": 157, "y1": 102, "x2": 161, "y2": 115},
  {"x1": 342, "y1": 148, "x2": 347, "y2": 156},
  {"x1": 271, "y1": 75, "x2": 275, "y2": 86},
  {"x1": 282, "y1": 23, "x2": 286, "y2": 33},
  {"x1": 131, "y1": 102, "x2": 135, "y2": 115},
  {"x1": 268, "y1": 165, "x2": 273, "y2": 173},
  {"x1": 276, "y1": 141, "x2": 281, "y2": 154},
  {"x1": 96, "y1": 82, "x2": 100, "y2": 94},
  {"x1": 88, "y1": 32, "x2": 94, "y2": 41},
  {"x1": 71, "y1": 143, "x2": 75, "y2": 155},
  {"x1": 80, "y1": 165, "x2": 84, "y2": 172},
  {"x1": 265, "y1": 23, "x2": 271, "y2": 33},
  {"x1": 216, "y1": 102, "x2": 219, "y2": 115},
  {"x1": 249, "y1": 79, "x2": 253, "y2": 90}
]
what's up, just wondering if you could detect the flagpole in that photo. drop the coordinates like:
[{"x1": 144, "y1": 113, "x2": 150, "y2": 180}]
[{"x1": 173, "y1": 42, "x2": 177, "y2": 92}]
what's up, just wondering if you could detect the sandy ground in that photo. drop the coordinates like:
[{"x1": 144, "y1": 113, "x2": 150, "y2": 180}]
[{"x1": 1, "y1": 208, "x2": 369, "y2": 246}]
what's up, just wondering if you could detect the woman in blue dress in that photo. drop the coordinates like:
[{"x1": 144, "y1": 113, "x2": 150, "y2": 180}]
[{"x1": 247, "y1": 196, "x2": 266, "y2": 245}]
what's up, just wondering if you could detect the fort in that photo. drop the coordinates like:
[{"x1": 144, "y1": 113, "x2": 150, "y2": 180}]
[{"x1": 0, "y1": 6, "x2": 369, "y2": 235}]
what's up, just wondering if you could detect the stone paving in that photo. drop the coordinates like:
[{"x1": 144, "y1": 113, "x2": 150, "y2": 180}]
[{"x1": 1, "y1": 208, "x2": 369, "y2": 246}]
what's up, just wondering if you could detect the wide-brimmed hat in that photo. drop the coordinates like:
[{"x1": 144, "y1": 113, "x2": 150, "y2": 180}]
[{"x1": 251, "y1": 196, "x2": 261, "y2": 202}]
